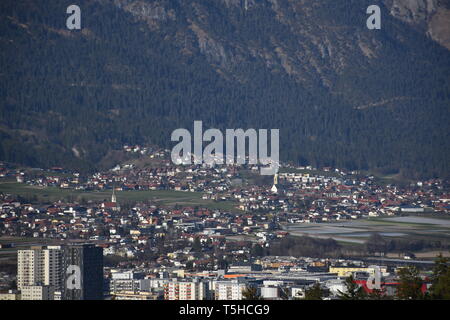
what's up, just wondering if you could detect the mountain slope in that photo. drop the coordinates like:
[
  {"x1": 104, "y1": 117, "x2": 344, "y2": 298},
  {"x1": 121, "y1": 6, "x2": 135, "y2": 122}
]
[{"x1": 0, "y1": 0, "x2": 449, "y2": 178}]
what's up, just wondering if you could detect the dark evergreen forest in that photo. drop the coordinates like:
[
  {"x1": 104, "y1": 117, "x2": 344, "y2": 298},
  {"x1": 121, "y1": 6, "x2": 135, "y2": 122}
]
[{"x1": 0, "y1": 0, "x2": 449, "y2": 178}]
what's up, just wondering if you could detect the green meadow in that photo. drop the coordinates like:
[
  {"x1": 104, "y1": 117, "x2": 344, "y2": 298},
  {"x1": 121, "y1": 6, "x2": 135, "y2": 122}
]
[{"x1": 0, "y1": 182, "x2": 239, "y2": 212}]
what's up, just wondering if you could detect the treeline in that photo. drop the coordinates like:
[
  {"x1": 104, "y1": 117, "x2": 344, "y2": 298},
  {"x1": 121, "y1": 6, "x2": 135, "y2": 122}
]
[
  {"x1": 366, "y1": 233, "x2": 449, "y2": 254},
  {"x1": 267, "y1": 236, "x2": 342, "y2": 258},
  {"x1": 251, "y1": 233, "x2": 449, "y2": 259}
]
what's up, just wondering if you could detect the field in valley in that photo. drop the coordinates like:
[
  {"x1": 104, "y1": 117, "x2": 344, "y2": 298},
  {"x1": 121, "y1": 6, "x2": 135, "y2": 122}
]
[
  {"x1": 283, "y1": 216, "x2": 450, "y2": 255},
  {"x1": 0, "y1": 181, "x2": 238, "y2": 212}
]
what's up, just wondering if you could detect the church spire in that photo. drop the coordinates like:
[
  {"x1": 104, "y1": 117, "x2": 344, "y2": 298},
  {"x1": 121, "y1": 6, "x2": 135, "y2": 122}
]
[{"x1": 112, "y1": 186, "x2": 117, "y2": 203}]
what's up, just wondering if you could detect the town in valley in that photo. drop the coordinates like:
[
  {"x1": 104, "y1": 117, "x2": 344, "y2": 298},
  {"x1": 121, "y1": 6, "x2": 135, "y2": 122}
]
[{"x1": 0, "y1": 146, "x2": 449, "y2": 300}]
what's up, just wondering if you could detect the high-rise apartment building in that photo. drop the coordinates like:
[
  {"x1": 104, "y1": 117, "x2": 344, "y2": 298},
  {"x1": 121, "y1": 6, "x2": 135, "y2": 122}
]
[
  {"x1": 43, "y1": 246, "x2": 63, "y2": 289},
  {"x1": 17, "y1": 246, "x2": 62, "y2": 291},
  {"x1": 17, "y1": 244, "x2": 104, "y2": 300},
  {"x1": 61, "y1": 244, "x2": 103, "y2": 300}
]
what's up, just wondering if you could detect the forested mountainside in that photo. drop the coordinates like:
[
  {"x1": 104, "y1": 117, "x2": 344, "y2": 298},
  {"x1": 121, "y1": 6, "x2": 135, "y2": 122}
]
[{"x1": 0, "y1": 0, "x2": 449, "y2": 178}]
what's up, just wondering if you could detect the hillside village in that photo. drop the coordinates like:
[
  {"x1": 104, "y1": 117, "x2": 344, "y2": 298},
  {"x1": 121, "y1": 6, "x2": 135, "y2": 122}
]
[{"x1": 0, "y1": 146, "x2": 449, "y2": 300}]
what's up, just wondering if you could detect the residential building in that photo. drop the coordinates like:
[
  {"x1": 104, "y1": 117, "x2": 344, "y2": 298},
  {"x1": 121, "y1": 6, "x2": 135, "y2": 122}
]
[
  {"x1": 0, "y1": 290, "x2": 20, "y2": 300},
  {"x1": 215, "y1": 279, "x2": 247, "y2": 300},
  {"x1": 21, "y1": 285, "x2": 54, "y2": 300},
  {"x1": 61, "y1": 244, "x2": 103, "y2": 300},
  {"x1": 17, "y1": 246, "x2": 62, "y2": 291},
  {"x1": 164, "y1": 279, "x2": 208, "y2": 300}
]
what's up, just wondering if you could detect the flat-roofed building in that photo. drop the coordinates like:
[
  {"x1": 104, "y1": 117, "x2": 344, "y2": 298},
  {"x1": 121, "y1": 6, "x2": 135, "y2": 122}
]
[
  {"x1": 21, "y1": 285, "x2": 54, "y2": 300},
  {"x1": 164, "y1": 279, "x2": 208, "y2": 300},
  {"x1": 215, "y1": 279, "x2": 247, "y2": 300},
  {"x1": 0, "y1": 290, "x2": 21, "y2": 300},
  {"x1": 17, "y1": 246, "x2": 62, "y2": 291},
  {"x1": 113, "y1": 291, "x2": 159, "y2": 300},
  {"x1": 329, "y1": 266, "x2": 387, "y2": 277}
]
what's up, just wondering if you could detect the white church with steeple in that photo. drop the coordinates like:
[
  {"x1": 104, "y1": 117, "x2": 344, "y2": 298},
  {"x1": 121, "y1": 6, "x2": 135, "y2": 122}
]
[
  {"x1": 111, "y1": 187, "x2": 117, "y2": 203},
  {"x1": 101, "y1": 187, "x2": 120, "y2": 211}
]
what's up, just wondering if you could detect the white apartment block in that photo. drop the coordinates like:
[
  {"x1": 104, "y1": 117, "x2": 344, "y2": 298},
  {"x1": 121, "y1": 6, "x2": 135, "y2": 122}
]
[
  {"x1": 215, "y1": 280, "x2": 246, "y2": 300},
  {"x1": 17, "y1": 246, "x2": 62, "y2": 291},
  {"x1": 110, "y1": 279, "x2": 140, "y2": 293},
  {"x1": 17, "y1": 248, "x2": 42, "y2": 290},
  {"x1": 164, "y1": 280, "x2": 208, "y2": 300},
  {"x1": 21, "y1": 285, "x2": 54, "y2": 300}
]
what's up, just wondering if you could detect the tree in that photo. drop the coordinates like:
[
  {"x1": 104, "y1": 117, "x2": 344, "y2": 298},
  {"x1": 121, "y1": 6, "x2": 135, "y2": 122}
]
[
  {"x1": 242, "y1": 286, "x2": 262, "y2": 300},
  {"x1": 79, "y1": 197, "x2": 88, "y2": 205},
  {"x1": 279, "y1": 287, "x2": 290, "y2": 300},
  {"x1": 396, "y1": 266, "x2": 424, "y2": 300},
  {"x1": 366, "y1": 233, "x2": 387, "y2": 255},
  {"x1": 429, "y1": 254, "x2": 450, "y2": 299},
  {"x1": 192, "y1": 237, "x2": 202, "y2": 253},
  {"x1": 304, "y1": 283, "x2": 324, "y2": 300},
  {"x1": 216, "y1": 257, "x2": 229, "y2": 270},
  {"x1": 185, "y1": 261, "x2": 193, "y2": 270},
  {"x1": 337, "y1": 274, "x2": 367, "y2": 300},
  {"x1": 9, "y1": 279, "x2": 17, "y2": 290},
  {"x1": 367, "y1": 288, "x2": 390, "y2": 300},
  {"x1": 250, "y1": 244, "x2": 264, "y2": 257}
]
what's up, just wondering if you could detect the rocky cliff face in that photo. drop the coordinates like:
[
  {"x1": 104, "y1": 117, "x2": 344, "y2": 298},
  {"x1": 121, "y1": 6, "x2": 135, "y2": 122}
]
[
  {"x1": 105, "y1": 0, "x2": 450, "y2": 91},
  {"x1": 384, "y1": 0, "x2": 450, "y2": 49},
  {"x1": 386, "y1": 0, "x2": 438, "y2": 25}
]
